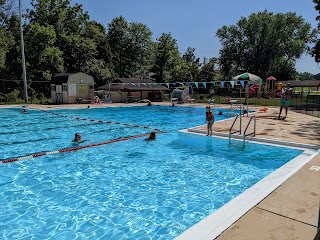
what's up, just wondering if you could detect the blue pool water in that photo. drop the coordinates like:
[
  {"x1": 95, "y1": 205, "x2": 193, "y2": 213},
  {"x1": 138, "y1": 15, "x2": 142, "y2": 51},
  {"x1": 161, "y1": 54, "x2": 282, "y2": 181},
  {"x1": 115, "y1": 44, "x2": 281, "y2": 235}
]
[{"x1": 0, "y1": 106, "x2": 302, "y2": 239}]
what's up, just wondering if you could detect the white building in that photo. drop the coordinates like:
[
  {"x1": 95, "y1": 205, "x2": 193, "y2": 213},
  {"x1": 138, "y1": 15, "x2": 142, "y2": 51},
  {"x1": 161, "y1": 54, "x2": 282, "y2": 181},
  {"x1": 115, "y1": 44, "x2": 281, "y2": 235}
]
[{"x1": 50, "y1": 72, "x2": 95, "y2": 104}]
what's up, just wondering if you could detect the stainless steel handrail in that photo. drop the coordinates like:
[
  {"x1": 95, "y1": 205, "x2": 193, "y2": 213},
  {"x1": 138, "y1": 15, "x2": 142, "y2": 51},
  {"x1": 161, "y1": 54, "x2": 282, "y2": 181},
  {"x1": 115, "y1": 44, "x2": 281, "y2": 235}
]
[
  {"x1": 243, "y1": 115, "x2": 256, "y2": 146},
  {"x1": 228, "y1": 114, "x2": 242, "y2": 144}
]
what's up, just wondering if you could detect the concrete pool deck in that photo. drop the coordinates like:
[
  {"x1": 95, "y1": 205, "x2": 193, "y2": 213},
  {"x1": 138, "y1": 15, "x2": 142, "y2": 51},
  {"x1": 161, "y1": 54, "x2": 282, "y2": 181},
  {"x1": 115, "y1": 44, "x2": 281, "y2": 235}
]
[
  {"x1": 2, "y1": 103, "x2": 320, "y2": 239},
  {"x1": 186, "y1": 105, "x2": 320, "y2": 240}
]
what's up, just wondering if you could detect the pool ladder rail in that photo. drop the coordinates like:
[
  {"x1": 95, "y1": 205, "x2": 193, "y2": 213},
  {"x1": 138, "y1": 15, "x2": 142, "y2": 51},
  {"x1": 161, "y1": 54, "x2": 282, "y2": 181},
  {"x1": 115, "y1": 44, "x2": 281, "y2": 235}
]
[{"x1": 229, "y1": 114, "x2": 256, "y2": 146}]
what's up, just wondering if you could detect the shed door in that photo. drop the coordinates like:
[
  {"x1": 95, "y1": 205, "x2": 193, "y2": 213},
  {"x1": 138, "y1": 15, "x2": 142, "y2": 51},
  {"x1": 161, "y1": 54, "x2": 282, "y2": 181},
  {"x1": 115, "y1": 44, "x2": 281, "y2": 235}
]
[{"x1": 56, "y1": 85, "x2": 62, "y2": 93}]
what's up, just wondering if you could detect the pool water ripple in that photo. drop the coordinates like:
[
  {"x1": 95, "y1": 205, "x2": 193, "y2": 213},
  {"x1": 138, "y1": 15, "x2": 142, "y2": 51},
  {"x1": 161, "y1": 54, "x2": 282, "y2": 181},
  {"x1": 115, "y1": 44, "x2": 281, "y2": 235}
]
[{"x1": 0, "y1": 106, "x2": 302, "y2": 239}]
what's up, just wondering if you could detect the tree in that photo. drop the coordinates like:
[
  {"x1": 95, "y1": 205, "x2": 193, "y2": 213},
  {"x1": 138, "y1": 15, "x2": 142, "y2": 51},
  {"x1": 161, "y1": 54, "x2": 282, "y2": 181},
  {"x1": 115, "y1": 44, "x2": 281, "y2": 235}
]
[
  {"x1": 107, "y1": 16, "x2": 130, "y2": 77},
  {"x1": 151, "y1": 33, "x2": 180, "y2": 82},
  {"x1": 313, "y1": 0, "x2": 320, "y2": 62},
  {"x1": 24, "y1": 22, "x2": 64, "y2": 81},
  {"x1": 181, "y1": 47, "x2": 201, "y2": 81},
  {"x1": 0, "y1": 0, "x2": 15, "y2": 71},
  {"x1": 108, "y1": 16, "x2": 153, "y2": 78},
  {"x1": 297, "y1": 72, "x2": 316, "y2": 80},
  {"x1": 198, "y1": 57, "x2": 219, "y2": 82},
  {"x1": 217, "y1": 11, "x2": 315, "y2": 80},
  {"x1": 26, "y1": 0, "x2": 113, "y2": 86}
]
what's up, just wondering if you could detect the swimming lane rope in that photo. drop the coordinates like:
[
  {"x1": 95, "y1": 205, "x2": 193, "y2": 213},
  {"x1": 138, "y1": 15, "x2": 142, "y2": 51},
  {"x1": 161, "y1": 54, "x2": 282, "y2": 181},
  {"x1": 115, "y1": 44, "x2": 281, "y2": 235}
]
[
  {"x1": 32, "y1": 108, "x2": 161, "y2": 132},
  {"x1": 0, "y1": 133, "x2": 149, "y2": 164}
]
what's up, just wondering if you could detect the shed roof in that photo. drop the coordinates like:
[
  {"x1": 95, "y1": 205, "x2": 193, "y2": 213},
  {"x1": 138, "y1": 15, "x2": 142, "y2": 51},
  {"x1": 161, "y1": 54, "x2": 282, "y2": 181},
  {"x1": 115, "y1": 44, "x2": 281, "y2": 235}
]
[
  {"x1": 51, "y1": 73, "x2": 72, "y2": 85},
  {"x1": 51, "y1": 72, "x2": 93, "y2": 85},
  {"x1": 281, "y1": 80, "x2": 320, "y2": 87},
  {"x1": 97, "y1": 78, "x2": 170, "y2": 92},
  {"x1": 115, "y1": 78, "x2": 154, "y2": 84}
]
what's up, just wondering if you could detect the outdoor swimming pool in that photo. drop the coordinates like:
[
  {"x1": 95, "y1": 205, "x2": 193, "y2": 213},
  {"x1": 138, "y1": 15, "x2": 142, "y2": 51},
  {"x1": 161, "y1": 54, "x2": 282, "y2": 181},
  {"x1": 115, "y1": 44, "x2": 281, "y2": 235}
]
[{"x1": 0, "y1": 106, "x2": 303, "y2": 239}]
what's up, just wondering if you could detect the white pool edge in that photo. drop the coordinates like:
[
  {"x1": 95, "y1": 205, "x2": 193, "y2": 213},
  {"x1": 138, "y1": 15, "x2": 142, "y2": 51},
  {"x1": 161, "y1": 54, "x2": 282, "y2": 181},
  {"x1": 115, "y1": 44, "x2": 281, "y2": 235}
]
[{"x1": 175, "y1": 129, "x2": 320, "y2": 240}]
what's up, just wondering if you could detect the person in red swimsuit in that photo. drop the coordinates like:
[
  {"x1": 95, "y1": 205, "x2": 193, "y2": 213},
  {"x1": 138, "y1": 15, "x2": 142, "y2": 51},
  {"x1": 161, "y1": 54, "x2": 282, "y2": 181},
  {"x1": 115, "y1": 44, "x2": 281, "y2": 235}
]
[{"x1": 205, "y1": 106, "x2": 214, "y2": 136}]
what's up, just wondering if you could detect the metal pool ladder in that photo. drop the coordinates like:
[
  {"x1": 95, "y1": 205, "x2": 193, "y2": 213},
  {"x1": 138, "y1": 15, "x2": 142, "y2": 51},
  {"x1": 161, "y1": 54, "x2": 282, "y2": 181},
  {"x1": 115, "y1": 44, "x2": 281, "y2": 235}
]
[
  {"x1": 228, "y1": 114, "x2": 242, "y2": 144},
  {"x1": 229, "y1": 114, "x2": 256, "y2": 146},
  {"x1": 243, "y1": 115, "x2": 256, "y2": 147}
]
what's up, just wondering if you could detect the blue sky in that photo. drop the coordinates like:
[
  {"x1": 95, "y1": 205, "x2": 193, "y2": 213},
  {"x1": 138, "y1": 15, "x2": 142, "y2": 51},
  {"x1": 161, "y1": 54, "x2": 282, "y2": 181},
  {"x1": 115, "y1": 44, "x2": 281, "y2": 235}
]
[{"x1": 24, "y1": 0, "x2": 320, "y2": 74}]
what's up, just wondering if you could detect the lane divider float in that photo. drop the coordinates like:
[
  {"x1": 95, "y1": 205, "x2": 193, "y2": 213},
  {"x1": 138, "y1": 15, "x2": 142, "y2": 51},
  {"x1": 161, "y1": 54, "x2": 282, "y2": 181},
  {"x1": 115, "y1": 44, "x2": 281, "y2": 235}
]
[
  {"x1": 30, "y1": 107, "x2": 161, "y2": 132},
  {"x1": 1, "y1": 133, "x2": 149, "y2": 164}
]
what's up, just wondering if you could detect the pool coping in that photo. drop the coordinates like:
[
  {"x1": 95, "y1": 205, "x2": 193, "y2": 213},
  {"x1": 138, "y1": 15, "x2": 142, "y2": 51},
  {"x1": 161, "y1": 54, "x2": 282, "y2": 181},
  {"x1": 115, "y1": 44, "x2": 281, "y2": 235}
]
[{"x1": 175, "y1": 128, "x2": 319, "y2": 240}]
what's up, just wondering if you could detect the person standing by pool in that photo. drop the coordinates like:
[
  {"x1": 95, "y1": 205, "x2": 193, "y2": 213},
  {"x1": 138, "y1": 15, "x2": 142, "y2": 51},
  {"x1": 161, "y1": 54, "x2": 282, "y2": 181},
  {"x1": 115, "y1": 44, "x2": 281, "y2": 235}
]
[
  {"x1": 205, "y1": 106, "x2": 214, "y2": 136},
  {"x1": 277, "y1": 83, "x2": 293, "y2": 120}
]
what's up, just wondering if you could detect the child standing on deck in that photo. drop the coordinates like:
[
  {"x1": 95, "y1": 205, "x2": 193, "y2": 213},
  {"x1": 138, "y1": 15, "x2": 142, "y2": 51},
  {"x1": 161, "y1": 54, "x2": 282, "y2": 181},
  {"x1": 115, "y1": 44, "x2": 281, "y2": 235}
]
[{"x1": 205, "y1": 106, "x2": 214, "y2": 136}]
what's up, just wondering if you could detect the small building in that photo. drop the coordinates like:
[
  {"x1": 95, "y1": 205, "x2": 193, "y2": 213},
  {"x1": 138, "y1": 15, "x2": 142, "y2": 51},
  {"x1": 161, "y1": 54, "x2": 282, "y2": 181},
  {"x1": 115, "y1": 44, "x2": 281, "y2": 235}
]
[
  {"x1": 50, "y1": 72, "x2": 95, "y2": 104},
  {"x1": 97, "y1": 78, "x2": 171, "y2": 103}
]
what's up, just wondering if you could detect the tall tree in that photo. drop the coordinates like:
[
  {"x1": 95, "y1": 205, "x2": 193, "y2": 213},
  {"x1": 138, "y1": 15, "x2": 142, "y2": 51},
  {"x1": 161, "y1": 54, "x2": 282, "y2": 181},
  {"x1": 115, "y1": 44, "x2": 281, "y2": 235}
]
[
  {"x1": 24, "y1": 22, "x2": 64, "y2": 81},
  {"x1": 152, "y1": 33, "x2": 180, "y2": 82},
  {"x1": 107, "y1": 16, "x2": 130, "y2": 77},
  {"x1": 181, "y1": 47, "x2": 201, "y2": 81},
  {"x1": 217, "y1": 11, "x2": 315, "y2": 80},
  {"x1": 0, "y1": 0, "x2": 14, "y2": 71},
  {"x1": 26, "y1": 0, "x2": 113, "y2": 86},
  {"x1": 108, "y1": 16, "x2": 153, "y2": 78},
  {"x1": 198, "y1": 57, "x2": 219, "y2": 81},
  {"x1": 313, "y1": 0, "x2": 320, "y2": 62},
  {"x1": 128, "y1": 22, "x2": 153, "y2": 78}
]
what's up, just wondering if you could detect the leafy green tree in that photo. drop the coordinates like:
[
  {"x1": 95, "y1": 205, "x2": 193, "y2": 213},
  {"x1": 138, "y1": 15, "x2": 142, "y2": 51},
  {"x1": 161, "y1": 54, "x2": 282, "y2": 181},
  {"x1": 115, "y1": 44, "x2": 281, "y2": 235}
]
[
  {"x1": 108, "y1": 16, "x2": 153, "y2": 78},
  {"x1": 27, "y1": 0, "x2": 113, "y2": 86},
  {"x1": 313, "y1": 0, "x2": 320, "y2": 62},
  {"x1": 217, "y1": 11, "x2": 315, "y2": 80},
  {"x1": 0, "y1": 0, "x2": 22, "y2": 97},
  {"x1": 181, "y1": 47, "x2": 201, "y2": 81},
  {"x1": 28, "y1": 0, "x2": 89, "y2": 36},
  {"x1": 81, "y1": 20, "x2": 113, "y2": 85},
  {"x1": 152, "y1": 33, "x2": 180, "y2": 82},
  {"x1": 128, "y1": 22, "x2": 153, "y2": 78},
  {"x1": 297, "y1": 72, "x2": 316, "y2": 80},
  {"x1": 107, "y1": 16, "x2": 130, "y2": 77},
  {"x1": 314, "y1": 73, "x2": 320, "y2": 79},
  {"x1": 0, "y1": 0, "x2": 14, "y2": 71},
  {"x1": 198, "y1": 57, "x2": 219, "y2": 81},
  {"x1": 272, "y1": 58, "x2": 297, "y2": 81},
  {"x1": 24, "y1": 22, "x2": 64, "y2": 81}
]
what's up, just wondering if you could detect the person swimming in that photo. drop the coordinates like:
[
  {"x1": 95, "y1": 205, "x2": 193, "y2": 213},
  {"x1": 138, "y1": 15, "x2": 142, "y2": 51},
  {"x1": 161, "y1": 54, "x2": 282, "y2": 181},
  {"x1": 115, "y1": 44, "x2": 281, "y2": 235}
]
[
  {"x1": 72, "y1": 133, "x2": 89, "y2": 143},
  {"x1": 145, "y1": 132, "x2": 156, "y2": 141}
]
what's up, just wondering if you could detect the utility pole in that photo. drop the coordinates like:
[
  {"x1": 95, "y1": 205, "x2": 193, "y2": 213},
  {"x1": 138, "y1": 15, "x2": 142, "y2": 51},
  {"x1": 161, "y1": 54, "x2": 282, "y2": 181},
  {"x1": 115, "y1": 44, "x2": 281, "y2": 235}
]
[{"x1": 19, "y1": 0, "x2": 28, "y2": 104}]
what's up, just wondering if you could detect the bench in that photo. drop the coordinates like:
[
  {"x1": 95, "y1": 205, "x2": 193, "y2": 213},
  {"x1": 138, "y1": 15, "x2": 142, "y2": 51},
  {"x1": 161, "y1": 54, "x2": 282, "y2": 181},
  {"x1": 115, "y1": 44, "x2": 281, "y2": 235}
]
[{"x1": 76, "y1": 98, "x2": 92, "y2": 104}]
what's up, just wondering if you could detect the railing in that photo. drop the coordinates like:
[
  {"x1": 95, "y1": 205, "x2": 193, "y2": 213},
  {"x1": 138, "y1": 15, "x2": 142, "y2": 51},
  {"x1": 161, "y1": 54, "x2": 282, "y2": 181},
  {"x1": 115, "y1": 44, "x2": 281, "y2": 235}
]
[
  {"x1": 228, "y1": 114, "x2": 242, "y2": 144},
  {"x1": 243, "y1": 115, "x2": 256, "y2": 147},
  {"x1": 184, "y1": 96, "x2": 196, "y2": 105}
]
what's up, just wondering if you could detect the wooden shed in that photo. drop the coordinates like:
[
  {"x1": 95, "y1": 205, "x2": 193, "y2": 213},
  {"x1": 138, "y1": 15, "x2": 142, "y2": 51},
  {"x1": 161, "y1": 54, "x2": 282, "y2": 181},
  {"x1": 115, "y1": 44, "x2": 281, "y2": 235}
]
[
  {"x1": 50, "y1": 72, "x2": 95, "y2": 104},
  {"x1": 97, "y1": 78, "x2": 170, "y2": 103}
]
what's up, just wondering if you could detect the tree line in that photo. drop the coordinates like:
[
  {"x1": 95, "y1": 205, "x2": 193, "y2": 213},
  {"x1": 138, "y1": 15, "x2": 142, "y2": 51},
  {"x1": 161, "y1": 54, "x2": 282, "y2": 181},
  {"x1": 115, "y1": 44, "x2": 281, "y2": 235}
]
[{"x1": 0, "y1": 0, "x2": 319, "y2": 100}]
